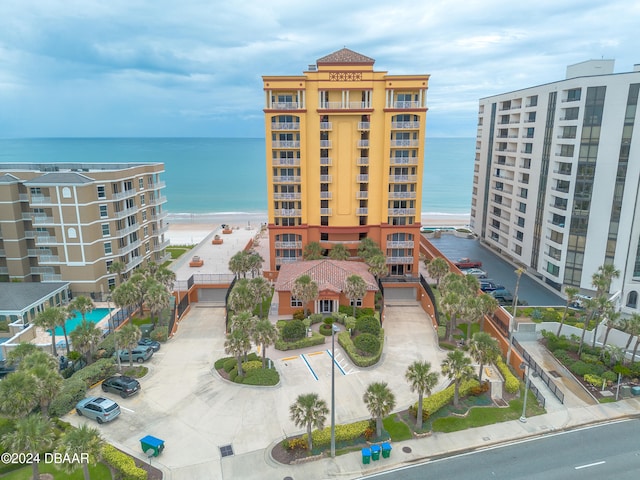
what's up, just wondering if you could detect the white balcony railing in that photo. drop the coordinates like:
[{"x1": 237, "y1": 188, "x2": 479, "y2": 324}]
[
  {"x1": 272, "y1": 140, "x2": 300, "y2": 149},
  {"x1": 275, "y1": 257, "x2": 299, "y2": 265},
  {"x1": 320, "y1": 208, "x2": 332, "y2": 215},
  {"x1": 388, "y1": 208, "x2": 416, "y2": 216},
  {"x1": 388, "y1": 191, "x2": 416, "y2": 199},
  {"x1": 389, "y1": 175, "x2": 417, "y2": 183},
  {"x1": 319, "y1": 122, "x2": 332, "y2": 130},
  {"x1": 273, "y1": 176, "x2": 301, "y2": 183},
  {"x1": 320, "y1": 175, "x2": 332, "y2": 183},
  {"x1": 274, "y1": 241, "x2": 302, "y2": 249},
  {"x1": 391, "y1": 121, "x2": 420, "y2": 129},
  {"x1": 272, "y1": 122, "x2": 300, "y2": 130},
  {"x1": 356, "y1": 191, "x2": 368, "y2": 199},
  {"x1": 271, "y1": 102, "x2": 301, "y2": 110},
  {"x1": 356, "y1": 157, "x2": 369, "y2": 165},
  {"x1": 386, "y1": 256, "x2": 414, "y2": 264},
  {"x1": 272, "y1": 158, "x2": 300, "y2": 166},
  {"x1": 320, "y1": 157, "x2": 332, "y2": 165},
  {"x1": 386, "y1": 241, "x2": 414, "y2": 248},
  {"x1": 275, "y1": 209, "x2": 301, "y2": 217},
  {"x1": 390, "y1": 139, "x2": 420, "y2": 147},
  {"x1": 390, "y1": 157, "x2": 418, "y2": 165},
  {"x1": 357, "y1": 175, "x2": 369, "y2": 183},
  {"x1": 274, "y1": 193, "x2": 301, "y2": 200}
]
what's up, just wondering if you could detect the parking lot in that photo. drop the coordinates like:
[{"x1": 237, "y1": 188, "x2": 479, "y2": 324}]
[{"x1": 429, "y1": 234, "x2": 565, "y2": 306}]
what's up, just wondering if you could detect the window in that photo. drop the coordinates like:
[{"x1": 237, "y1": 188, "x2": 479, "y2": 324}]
[
  {"x1": 62, "y1": 187, "x2": 71, "y2": 198},
  {"x1": 546, "y1": 262, "x2": 560, "y2": 276},
  {"x1": 563, "y1": 107, "x2": 579, "y2": 120},
  {"x1": 627, "y1": 291, "x2": 638, "y2": 309},
  {"x1": 106, "y1": 260, "x2": 113, "y2": 273},
  {"x1": 67, "y1": 227, "x2": 77, "y2": 239},
  {"x1": 104, "y1": 242, "x2": 112, "y2": 255},
  {"x1": 101, "y1": 224, "x2": 110, "y2": 236},
  {"x1": 567, "y1": 88, "x2": 581, "y2": 102},
  {"x1": 99, "y1": 205, "x2": 108, "y2": 218},
  {"x1": 514, "y1": 245, "x2": 522, "y2": 255},
  {"x1": 517, "y1": 216, "x2": 525, "y2": 227},
  {"x1": 108, "y1": 278, "x2": 116, "y2": 290},
  {"x1": 97, "y1": 186, "x2": 106, "y2": 199},
  {"x1": 144, "y1": 226, "x2": 149, "y2": 237},
  {"x1": 290, "y1": 297, "x2": 302, "y2": 307},
  {"x1": 140, "y1": 194, "x2": 145, "y2": 206},
  {"x1": 518, "y1": 202, "x2": 526, "y2": 213},
  {"x1": 139, "y1": 178, "x2": 144, "y2": 189},
  {"x1": 350, "y1": 298, "x2": 363, "y2": 307},
  {"x1": 515, "y1": 230, "x2": 524, "y2": 241},
  {"x1": 527, "y1": 112, "x2": 536, "y2": 122},
  {"x1": 145, "y1": 242, "x2": 150, "y2": 254},
  {"x1": 141, "y1": 210, "x2": 147, "y2": 222}
]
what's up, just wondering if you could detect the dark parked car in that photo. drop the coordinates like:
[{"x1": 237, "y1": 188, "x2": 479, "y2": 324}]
[
  {"x1": 480, "y1": 280, "x2": 504, "y2": 292},
  {"x1": 490, "y1": 288, "x2": 514, "y2": 303},
  {"x1": 102, "y1": 375, "x2": 141, "y2": 398},
  {"x1": 76, "y1": 396, "x2": 121, "y2": 424},
  {"x1": 138, "y1": 338, "x2": 161, "y2": 352}
]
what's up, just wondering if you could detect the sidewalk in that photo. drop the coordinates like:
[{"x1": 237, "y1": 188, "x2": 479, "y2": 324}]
[{"x1": 221, "y1": 397, "x2": 640, "y2": 480}]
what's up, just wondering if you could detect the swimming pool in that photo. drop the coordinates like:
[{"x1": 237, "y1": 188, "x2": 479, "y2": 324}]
[{"x1": 49, "y1": 308, "x2": 113, "y2": 336}]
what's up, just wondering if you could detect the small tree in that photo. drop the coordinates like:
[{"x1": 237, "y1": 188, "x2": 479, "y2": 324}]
[
  {"x1": 426, "y1": 257, "x2": 450, "y2": 288},
  {"x1": 144, "y1": 280, "x2": 171, "y2": 327},
  {"x1": 557, "y1": 286, "x2": 580, "y2": 337},
  {"x1": 303, "y1": 241, "x2": 324, "y2": 260},
  {"x1": 289, "y1": 393, "x2": 329, "y2": 451},
  {"x1": 0, "y1": 370, "x2": 38, "y2": 418},
  {"x1": 118, "y1": 323, "x2": 142, "y2": 367},
  {"x1": 224, "y1": 329, "x2": 251, "y2": 377},
  {"x1": 228, "y1": 279, "x2": 255, "y2": 314},
  {"x1": 344, "y1": 274, "x2": 368, "y2": 318},
  {"x1": 292, "y1": 275, "x2": 319, "y2": 318},
  {"x1": 363, "y1": 381, "x2": 396, "y2": 438},
  {"x1": 33, "y1": 307, "x2": 65, "y2": 357},
  {"x1": 57, "y1": 424, "x2": 104, "y2": 480},
  {"x1": 252, "y1": 319, "x2": 278, "y2": 368},
  {"x1": 469, "y1": 332, "x2": 500, "y2": 383},
  {"x1": 1, "y1": 414, "x2": 55, "y2": 480},
  {"x1": 441, "y1": 350, "x2": 475, "y2": 407},
  {"x1": 329, "y1": 243, "x2": 350, "y2": 261},
  {"x1": 70, "y1": 296, "x2": 96, "y2": 324},
  {"x1": 229, "y1": 251, "x2": 251, "y2": 278},
  {"x1": 249, "y1": 277, "x2": 272, "y2": 318},
  {"x1": 22, "y1": 352, "x2": 63, "y2": 417},
  {"x1": 405, "y1": 361, "x2": 439, "y2": 429},
  {"x1": 69, "y1": 320, "x2": 102, "y2": 365}
]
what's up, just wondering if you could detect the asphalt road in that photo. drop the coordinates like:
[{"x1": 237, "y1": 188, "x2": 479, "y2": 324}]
[
  {"x1": 360, "y1": 419, "x2": 640, "y2": 480},
  {"x1": 428, "y1": 234, "x2": 565, "y2": 306}
]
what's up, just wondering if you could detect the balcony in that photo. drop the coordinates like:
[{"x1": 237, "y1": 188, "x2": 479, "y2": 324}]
[
  {"x1": 386, "y1": 241, "x2": 414, "y2": 248},
  {"x1": 320, "y1": 208, "x2": 332, "y2": 215},
  {"x1": 320, "y1": 191, "x2": 332, "y2": 199},
  {"x1": 32, "y1": 216, "x2": 55, "y2": 226},
  {"x1": 390, "y1": 157, "x2": 418, "y2": 165},
  {"x1": 275, "y1": 257, "x2": 299, "y2": 265},
  {"x1": 274, "y1": 241, "x2": 302, "y2": 248},
  {"x1": 386, "y1": 256, "x2": 414, "y2": 264},
  {"x1": 115, "y1": 206, "x2": 138, "y2": 219},
  {"x1": 30, "y1": 195, "x2": 51, "y2": 204},
  {"x1": 356, "y1": 175, "x2": 369, "y2": 183},
  {"x1": 38, "y1": 255, "x2": 61, "y2": 264},
  {"x1": 356, "y1": 208, "x2": 368, "y2": 215},
  {"x1": 392, "y1": 101, "x2": 420, "y2": 109},
  {"x1": 320, "y1": 157, "x2": 332, "y2": 165},
  {"x1": 320, "y1": 175, "x2": 332, "y2": 183},
  {"x1": 42, "y1": 274, "x2": 63, "y2": 282},
  {"x1": 272, "y1": 122, "x2": 300, "y2": 130},
  {"x1": 272, "y1": 158, "x2": 300, "y2": 167},
  {"x1": 388, "y1": 191, "x2": 416, "y2": 199},
  {"x1": 19, "y1": 193, "x2": 29, "y2": 202},
  {"x1": 275, "y1": 209, "x2": 301, "y2": 217},
  {"x1": 390, "y1": 139, "x2": 420, "y2": 147},
  {"x1": 126, "y1": 256, "x2": 144, "y2": 271},
  {"x1": 154, "y1": 239, "x2": 170, "y2": 251},
  {"x1": 388, "y1": 208, "x2": 416, "y2": 216},
  {"x1": 34, "y1": 235, "x2": 56, "y2": 245},
  {"x1": 319, "y1": 122, "x2": 332, "y2": 130},
  {"x1": 112, "y1": 189, "x2": 137, "y2": 201},
  {"x1": 30, "y1": 266, "x2": 54, "y2": 275},
  {"x1": 356, "y1": 191, "x2": 368, "y2": 199},
  {"x1": 358, "y1": 122, "x2": 370, "y2": 130},
  {"x1": 271, "y1": 102, "x2": 301, "y2": 110},
  {"x1": 320, "y1": 140, "x2": 332, "y2": 148},
  {"x1": 356, "y1": 157, "x2": 369, "y2": 165},
  {"x1": 151, "y1": 211, "x2": 168, "y2": 222},
  {"x1": 319, "y1": 102, "x2": 372, "y2": 110},
  {"x1": 358, "y1": 140, "x2": 369, "y2": 148},
  {"x1": 272, "y1": 140, "x2": 300, "y2": 149},
  {"x1": 273, "y1": 176, "x2": 301, "y2": 183},
  {"x1": 389, "y1": 175, "x2": 417, "y2": 183},
  {"x1": 274, "y1": 192, "x2": 301, "y2": 200},
  {"x1": 391, "y1": 121, "x2": 420, "y2": 129},
  {"x1": 119, "y1": 239, "x2": 141, "y2": 256}
]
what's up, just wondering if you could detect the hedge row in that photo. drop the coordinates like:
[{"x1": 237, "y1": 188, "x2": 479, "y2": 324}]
[
  {"x1": 102, "y1": 444, "x2": 147, "y2": 480},
  {"x1": 411, "y1": 379, "x2": 480, "y2": 420},
  {"x1": 495, "y1": 358, "x2": 520, "y2": 394},
  {"x1": 305, "y1": 420, "x2": 370, "y2": 447},
  {"x1": 275, "y1": 332, "x2": 325, "y2": 351},
  {"x1": 338, "y1": 329, "x2": 384, "y2": 367}
]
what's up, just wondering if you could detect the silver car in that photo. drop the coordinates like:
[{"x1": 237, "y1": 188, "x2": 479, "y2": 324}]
[{"x1": 76, "y1": 396, "x2": 121, "y2": 424}]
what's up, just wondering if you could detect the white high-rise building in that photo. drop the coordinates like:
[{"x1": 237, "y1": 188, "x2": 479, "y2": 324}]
[{"x1": 471, "y1": 60, "x2": 640, "y2": 313}]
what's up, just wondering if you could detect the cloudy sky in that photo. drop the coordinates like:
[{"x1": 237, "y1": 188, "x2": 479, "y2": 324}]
[{"x1": 0, "y1": 0, "x2": 637, "y2": 138}]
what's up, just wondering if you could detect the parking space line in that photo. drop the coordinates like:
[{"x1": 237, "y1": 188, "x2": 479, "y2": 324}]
[
  {"x1": 120, "y1": 406, "x2": 135, "y2": 413},
  {"x1": 326, "y1": 350, "x2": 346, "y2": 376},
  {"x1": 300, "y1": 354, "x2": 319, "y2": 381},
  {"x1": 281, "y1": 355, "x2": 298, "y2": 361}
]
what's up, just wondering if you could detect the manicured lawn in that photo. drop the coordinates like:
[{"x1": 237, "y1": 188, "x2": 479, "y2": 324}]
[
  {"x1": 383, "y1": 414, "x2": 413, "y2": 441},
  {"x1": 166, "y1": 246, "x2": 193, "y2": 258},
  {"x1": 1, "y1": 461, "x2": 111, "y2": 480}
]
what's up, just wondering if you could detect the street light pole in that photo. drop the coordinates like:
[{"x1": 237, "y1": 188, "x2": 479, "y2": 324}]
[
  {"x1": 107, "y1": 296, "x2": 122, "y2": 373},
  {"x1": 507, "y1": 267, "x2": 525, "y2": 364},
  {"x1": 520, "y1": 362, "x2": 530, "y2": 423},
  {"x1": 330, "y1": 323, "x2": 340, "y2": 458}
]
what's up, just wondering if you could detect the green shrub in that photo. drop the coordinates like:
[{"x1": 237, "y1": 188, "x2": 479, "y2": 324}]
[
  {"x1": 583, "y1": 373, "x2": 604, "y2": 387},
  {"x1": 97, "y1": 333, "x2": 117, "y2": 357},
  {"x1": 49, "y1": 377, "x2": 87, "y2": 417},
  {"x1": 102, "y1": 444, "x2": 147, "y2": 480},
  {"x1": 0, "y1": 320, "x2": 9, "y2": 332},
  {"x1": 338, "y1": 329, "x2": 384, "y2": 367},
  {"x1": 353, "y1": 333, "x2": 380, "y2": 356},
  {"x1": 437, "y1": 326, "x2": 446, "y2": 339},
  {"x1": 150, "y1": 326, "x2": 168, "y2": 342},
  {"x1": 275, "y1": 332, "x2": 325, "y2": 351},
  {"x1": 223, "y1": 357, "x2": 237, "y2": 373},
  {"x1": 580, "y1": 353, "x2": 600, "y2": 364},
  {"x1": 242, "y1": 368, "x2": 279, "y2": 386},
  {"x1": 411, "y1": 379, "x2": 480, "y2": 420},
  {"x1": 496, "y1": 358, "x2": 520, "y2": 394},
  {"x1": 345, "y1": 316, "x2": 357, "y2": 331},
  {"x1": 569, "y1": 361, "x2": 602, "y2": 377},
  {"x1": 242, "y1": 360, "x2": 262, "y2": 372},
  {"x1": 309, "y1": 313, "x2": 324, "y2": 324},
  {"x1": 281, "y1": 319, "x2": 307, "y2": 341},
  {"x1": 319, "y1": 323, "x2": 334, "y2": 336},
  {"x1": 307, "y1": 420, "x2": 370, "y2": 447},
  {"x1": 72, "y1": 358, "x2": 117, "y2": 387},
  {"x1": 302, "y1": 318, "x2": 312, "y2": 329},
  {"x1": 552, "y1": 349, "x2": 572, "y2": 365},
  {"x1": 602, "y1": 370, "x2": 617, "y2": 382},
  {"x1": 292, "y1": 310, "x2": 305, "y2": 321},
  {"x1": 355, "y1": 316, "x2": 381, "y2": 335},
  {"x1": 613, "y1": 364, "x2": 632, "y2": 377}
]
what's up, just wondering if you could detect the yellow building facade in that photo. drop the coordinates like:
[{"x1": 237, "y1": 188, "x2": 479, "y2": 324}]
[{"x1": 263, "y1": 48, "x2": 429, "y2": 276}]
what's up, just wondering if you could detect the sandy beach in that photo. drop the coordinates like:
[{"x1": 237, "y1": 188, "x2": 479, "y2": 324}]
[{"x1": 166, "y1": 212, "x2": 470, "y2": 245}]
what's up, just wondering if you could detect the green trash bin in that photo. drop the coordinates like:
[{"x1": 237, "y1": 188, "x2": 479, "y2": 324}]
[
  {"x1": 381, "y1": 442, "x2": 391, "y2": 458},
  {"x1": 362, "y1": 448, "x2": 371, "y2": 464},
  {"x1": 140, "y1": 435, "x2": 165, "y2": 457},
  {"x1": 371, "y1": 444, "x2": 381, "y2": 461}
]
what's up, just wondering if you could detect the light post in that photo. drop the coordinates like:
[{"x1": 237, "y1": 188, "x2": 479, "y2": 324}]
[
  {"x1": 507, "y1": 267, "x2": 525, "y2": 364},
  {"x1": 107, "y1": 296, "x2": 122, "y2": 372},
  {"x1": 520, "y1": 362, "x2": 530, "y2": 423},
  {"x1": 330, "y1": 322, "x2": 340, "y2": 458}
]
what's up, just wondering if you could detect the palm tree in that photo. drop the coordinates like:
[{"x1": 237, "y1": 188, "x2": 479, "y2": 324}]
[
  {"x1": 329, "y1": 243, "x2": 350, "y2": 260},
  {"x1": 344, "y1": 274, "x2": 368, "y2": 317},
  {"x1": 224, "y1": 328, "x2": 251, "y2": 377},
  {"x1": 6, "y1": 342, "x2": 39, "y2": 366},
  {"x1": 557, "y1": 286, "x2": 580, "y2": 337},
  {"x1": 59, "y1": 306, "x2": 75, "y2": 355},
  {"x1": 144, "y1": 280, "x2": 171, "y2": 327},
  {"x1": 252, "y1": 319, "x2": 278, "y2": 368},
  {"x1": 228, "y1": 278, "x2": 256, "y2": 314},
  {"x1": 289, "y1": 393, "x2": 329, "y2": 451},
  {"x1": 363, "y1": 381, "x2": 396, "y2": 438},
  {"x1": 591, "y1": 265, "x2": 620, "y2": 348},
  {"x1": 477, "y1": 293, "x2": 499, "y2": 331},
  {"x1": 247, "y1": 251, "x2": 265, "y2": 278},
  {"x1": 154, "y1": 265, "x2": 176, "y2": 290},
  {"x1": 623, "y1": 313, "x2": 640, "y2": 363},
  {"x1": 118, "y1": 323, "x2": 142, "y2": 367},
  {"x1": 426, "y1": 257, "x2": 450, "y2": 288},
  {"x1": 469, "y1": 332, "x2": 500, "y2": 383},
  {"x1": 70, "y1": 320, "x2": 102, "y2": 365},
  {"x1": 357, "y1": 238, "x2": 382, "y2": 261},
  {"x1": 70, "y1": 296, "x2": 95, "y2": 324},
  {"x1": 440, "y1": 290, "x2": 462, "y2": 343},
  {"x1": 599, "y1": 307, "x2": 622, "y2": 359},
  {"x1": 112, "y1": 281, "x2": 138, "y2": 315},
  {"x1": 58, "y1": 424, "x2": 104, "y2": 480},
  {"x1": 405, "y1": 361, "x2": 439, "y2": 429},
  {"x1": 303, "y1": 241, "x2": 324, "y2": 260},
  {"x1": 229, "y1": 250, "x2": 250, "y2": 279},
  {"x1": 249, "y1": 276, "x2": 272, "y2": 318},
  {"x1": 0, "y1": 370, "x2": 38, "y2": 418},
  {"x1": 441, "y1": 350, "x2": 475, "y2": 407},
  {"x1": 578, "y1": 296, "x2": 609, "y2": 356},
  {"x1": 33, "y1": 307, "x2": 64, "y2": 357},
  {"x1": 1, "y1": 414, "x2": 55, "y2": 480},
  {"x1": 108, "y1": 260, "x2": 126, "y2": 285},
  {"x1": 292, "y1": 275, "x2": 319, "y2": 318},
  {"x1": 21, "y1": 351, "x2": 63, "y2": 417},
  {"x1": 366, "y1": 253, "x2": 388, "y2": 279}
]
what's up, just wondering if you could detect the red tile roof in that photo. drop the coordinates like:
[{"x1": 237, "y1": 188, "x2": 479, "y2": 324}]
[
  {"x1": 275, "y1": 259, "x2": 379, "y2": 293},
  {"x1": 316, "y1": 48, "x2": 375, "y2": 65}
]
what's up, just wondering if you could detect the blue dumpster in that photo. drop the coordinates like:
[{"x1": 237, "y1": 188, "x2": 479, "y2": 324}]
[
  {"x1": 381, "y1": 442, "x2": 391, "y2": 458},
  {"x1": 140, "y1": 435, "x2": 165, "y2": 457},
  {"x1": 362, "y1": 447, "x2": 371, "y2": 464},
  {"x1": 631, "y1": 386, "x2": 640, "y2": 396},
  {"x1": 371, "y1": 444, "x2": 381, "y2": 461}
]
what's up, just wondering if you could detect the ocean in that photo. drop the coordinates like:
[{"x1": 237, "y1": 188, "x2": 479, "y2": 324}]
[{"x1": 0, "y1": 137, "x2": 475, "y2": 217}]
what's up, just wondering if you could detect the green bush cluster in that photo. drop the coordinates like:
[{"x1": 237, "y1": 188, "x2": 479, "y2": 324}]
[
  {"x1": 583, "y1": 373, "x2": 604, "y2": 387},
  {"x1": 292, "y1": 310, "x2": 306, "y2": 320},
  {"x1": 411, "y1": 379, "x2": 480, "y2": 420},
  {"x1": 355, "y1": 316, "x2": 381, "y2": 335},
  {"x1": 318, "y1": 323, "x2": 334, "y2": 336},
  {"x1": 281, "y1": 319, "x2": 307, "y2": 342},
  {"x1": 241, "y1": 368, "x2": 279, "y2": 386},
  {"x1": 72, "y1": 358, "x2": 117, "y2": 387},
  {"x1": 338, "y1": 329, "x2": 384, "y2": 367},
  {"x1": 338, "y1": 305, "x2": 375, "y2": 319},
  {"x1": 580, "y1": 353, "x2": 599, "y2": 364},
  {"x1": 97, "y1": 333, "x2": 117, "y2": 357},
  {"x1": 308, "y1": 313, "x2": 324, "y2": 324},
  {"x1": 569, "y1": 360, "x2": 605, "y2": 377},
  {"x1": 0, "y1": 320, "x2": 9, "y2": 332},
  {"x1": 495, "y1": 358, "x2": 520, "y2": 394},
  {"x1": 305, "y1": 420, "x2": 370, "y2": 447},
  {"x1": 353, "y1": 333, "x2": 380, "y2": 356},
  {"x1": 150, "y1": 325, "x2": 168, "y2": 342},
  {"x1": 437, "y1": 326, "x2": 446, "y2": 339},
  {"x1": 275, "y1": 332, "x2": 325, "y2": 351},
  {"x1": 102, "y1": 444, "x2": 147, "y2": 480},
  {"x1": 242, "y1": 360, "x2": 263, "y2": 372},
  {"x1": 49, "y1": 377, "x2": 87, "y2": 418}
]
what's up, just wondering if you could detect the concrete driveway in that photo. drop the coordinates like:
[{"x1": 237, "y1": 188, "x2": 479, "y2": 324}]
[{"x1": 66, "y1": 303, "x2": 447, "y2": 479}]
